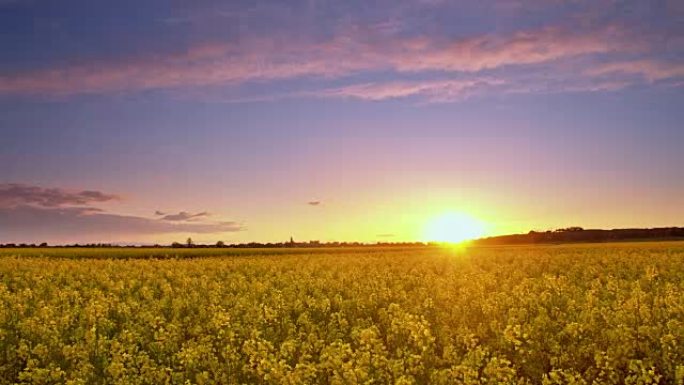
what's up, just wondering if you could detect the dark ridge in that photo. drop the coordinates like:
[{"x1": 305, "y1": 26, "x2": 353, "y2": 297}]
[{"x1": 473, "y1": 227, "x2": 684, "y2": 245}]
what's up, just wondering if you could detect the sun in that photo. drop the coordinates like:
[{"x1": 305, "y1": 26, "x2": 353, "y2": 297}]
[{"x1": 423, "y1": 212, "x2": 486, "y2": 244}]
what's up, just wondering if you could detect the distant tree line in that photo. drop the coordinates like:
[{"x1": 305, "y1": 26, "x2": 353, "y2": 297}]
[
  {"x1": 0, "y1": 241, "x2": 428, "y2": 248},
  {"x1": 0, "y1": 243, "x2": 49, "y2": 248},
  {"x1": 4, "y1": 227, "x2": 684, "y2": 248},
  {"x1": 170, "y1": 239, "x2": 428, "y2": 249},
  {"x1": 475, "y1": 227, "x2": 684, "y2": 245},
  {"x1": 0, "y1": 243, "x2": 114, "y2": 248}
]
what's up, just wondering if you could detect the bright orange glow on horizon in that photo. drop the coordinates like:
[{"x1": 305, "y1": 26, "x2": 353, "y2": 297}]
[{"x1": 422, "y1": 212, "x2": 487, "y2": 244}]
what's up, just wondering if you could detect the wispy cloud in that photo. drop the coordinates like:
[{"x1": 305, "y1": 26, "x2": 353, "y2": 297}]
[
  {"x1": 307, "y1": 201, "x2": 321, "y2": 206},
  {"x1": 586, "y1": 59, "x2": 684, "y2": 82},
  {"x1": 0, "y1": 184, "x2": 242, "y2": 243},
  {"x1": 377, "y1": 233, "x2": 395, "y2": 238},
  {"x1": 159, "y1": 211, "x2": 210, "y2": 221},
  {"x1": 315, "y1": 78, "x2": 505, "y2": 102},
  {"x1": 0, "y1": 205, "x2": 242, "y2": 243},
  {"x1": 0, "y1": 0, "x2": 680, "y2": 105},
  {"x1": 0, "y1": 24, "x2": 639, "y2": 96},
  {"x1": 383, "y1": 25, "x2": 629, "y2": 73},
  {"x1": 0, "y1": 183, "x2": 119, "y2": 208}
]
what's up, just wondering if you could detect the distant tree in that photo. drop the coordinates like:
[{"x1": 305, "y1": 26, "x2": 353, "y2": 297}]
[
  {"x1": 186, "y1": 237, "x2": 194, "y2": 247},
  {"x1": 39, "y1": 242, "x2": 48, "y2": 247},
  {"x1": 171, "y1": 242, "x2": 183, "y2": 248},
  {"x1": 216, "y1": 240, "x2": 225, "y2": 247},
  {"x1": 555, "y1": 226, "x2": 584, "y2": 232}
]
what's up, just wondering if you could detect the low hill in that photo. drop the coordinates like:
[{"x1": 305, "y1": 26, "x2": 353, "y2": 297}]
[{"x1": 475, "y1": 227, "x2": 684, "y2": 245}]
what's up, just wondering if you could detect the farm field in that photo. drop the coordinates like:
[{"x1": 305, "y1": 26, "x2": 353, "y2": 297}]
[{"x1": 1, "y1": 243, "x2": 683, "y2": 385}]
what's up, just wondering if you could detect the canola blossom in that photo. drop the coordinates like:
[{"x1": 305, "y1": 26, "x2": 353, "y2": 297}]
[{"x1": 0, "y1": 243, "x2": 683, "y2": 384}]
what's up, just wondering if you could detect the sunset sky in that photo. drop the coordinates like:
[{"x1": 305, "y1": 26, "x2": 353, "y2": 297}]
[{"x1": 1, "y1": 0, "x2": 683, "y2": 244}]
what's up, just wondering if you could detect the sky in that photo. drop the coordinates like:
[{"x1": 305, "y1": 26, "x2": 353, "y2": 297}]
[{"x1": 1, "y1": 0, "x2": 683, "y2": 244}]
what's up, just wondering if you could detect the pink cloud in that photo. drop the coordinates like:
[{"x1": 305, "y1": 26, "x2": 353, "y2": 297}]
[
  {"x1": 0, "y1": 25, "x2": 634, "y2": 96},
  {"x1": 312, "y1": 72, "x2": 641, "y2": 104},
  {"x1": 316, "y1": 78, "x2": 505, "y2": 102},
  {"x1": 384, "y1": 26, "x2": 626, "y2": 73},
  {"x1": 586, "y1": 59, "x2": 684, "y2": 82},
  {"x1": 501, "y1": 76, "x2": 637, "y2": 95}
]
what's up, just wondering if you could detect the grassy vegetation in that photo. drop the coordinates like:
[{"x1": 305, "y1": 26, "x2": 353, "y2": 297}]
[
  {"x1": 1, "y1": 243, "x2": 683, "y2": 384},
  {"x1": 0, "y1": 246, "x2": 434, "y2": 260}
]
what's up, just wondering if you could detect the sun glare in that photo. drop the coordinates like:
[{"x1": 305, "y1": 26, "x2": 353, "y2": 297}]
[{"x1": 423, "y1": 212, "x2": 486, "y2": 244}]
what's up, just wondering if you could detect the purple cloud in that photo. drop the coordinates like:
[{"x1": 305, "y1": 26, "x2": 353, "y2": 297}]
[
  {"x1": 0, "y1": 23, "x2": 653, "y2": 97},
  {"x1": 0, "y1": 205, "x2": 242, "y2": 243},
  {"x1": 314, "y1": 78, "x2": 505, "y2": 102},
  {"x1": 586, "y1": 59, "x2": 684, "y2": 82},
  {"x1": 0, "y1": 183, "x2": 119, "y2": 208},
  {"x1": 0, "y1": 1, "x2": 679, "y2": 104},
  {"x1": 160, "y1": 211, "x2": 210, "y2": 221},
  {"x1": 0, "y1": 184, "x2": 242, "y2": 243}
]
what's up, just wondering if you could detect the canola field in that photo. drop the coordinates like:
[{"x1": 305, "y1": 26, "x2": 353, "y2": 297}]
[{"x1": 0, "y1": 243, "x2": 683, "y2": 385}]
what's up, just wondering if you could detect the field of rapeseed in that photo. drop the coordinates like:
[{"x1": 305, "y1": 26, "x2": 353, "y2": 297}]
[{"x1": 0, "y1": 243, "x2": 683, "y2": 384}]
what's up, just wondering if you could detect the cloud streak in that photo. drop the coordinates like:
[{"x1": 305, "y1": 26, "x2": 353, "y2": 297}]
[
  {"x1": 0, "y1": 184, "x2": 242, "y2": 243},
  {"x1": 0, "y1": 205, "x2": 242, "y2": 243},
  {"x1": 0, "y1": 184, "x2": 119, "y2": 208},
  {"x1": 0, "y1": 24, "x2": 641, "y2": 96},
  {"x1": 159, "y1": 211, "x2": 210, "y2": 221},
  {"x1": 315, "y1": 78, "x2": 505, "y2": 102},
  {"x1": 586, "y1": 59, "x2": 684, "y2": 82},
  {"x1": 0, "y1": 0, "x2": 680, "y2": 105}
]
